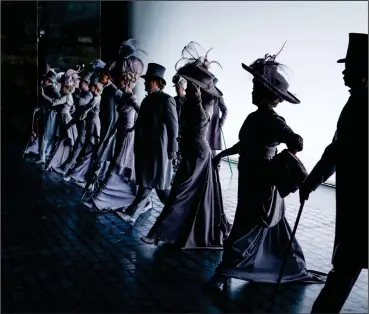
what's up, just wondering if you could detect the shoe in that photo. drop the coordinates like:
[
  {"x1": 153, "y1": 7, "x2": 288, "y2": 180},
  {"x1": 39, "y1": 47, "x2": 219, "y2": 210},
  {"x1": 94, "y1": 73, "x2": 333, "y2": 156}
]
[
  {"x1": 35, "y1": 159, "x2": 45, "y2": 164},
  {"x1": 207, "y1": 274, "x2": 230, "y2": 289},
  {"x1": 54, "y1": 167, "x2": 67, "y2": 175},
  {"x1": 82, "y1": 202, "x2": 92, "y2": 209},
  {"x1": 63, "y1": 176, "x2": 71, "y2": 182},
  {"x1": 141, "y1": 236, "x2": 159, "y2": 245}
]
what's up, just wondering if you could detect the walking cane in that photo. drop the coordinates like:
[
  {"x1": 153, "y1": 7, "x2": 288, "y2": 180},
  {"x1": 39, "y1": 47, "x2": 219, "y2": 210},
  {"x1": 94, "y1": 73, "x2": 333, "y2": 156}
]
[
  {"x1": 22, "y1": 111, "x2": 37, "y2": 158},
  {"x1": 220, "y1": 128, "x2": 233, "y2": 175},
  {"x1": 269, "y1": 200, "x2": 306, "y2": 312}
]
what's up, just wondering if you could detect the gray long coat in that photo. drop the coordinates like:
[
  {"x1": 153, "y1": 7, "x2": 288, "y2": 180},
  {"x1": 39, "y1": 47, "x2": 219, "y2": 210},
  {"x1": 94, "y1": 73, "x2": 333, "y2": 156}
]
[
  {"x1": 98, "y1": 82, "x2": 120, "y2": 162},
  {"x1": 134, "y1": 90, "x2": 178, "y2": 190},
  {"x1": 206, "y1": 91, "x2": 228, "y2": 150},
  {"x1": 304, "y1": 86, "x2": 368, "y2": 269}
]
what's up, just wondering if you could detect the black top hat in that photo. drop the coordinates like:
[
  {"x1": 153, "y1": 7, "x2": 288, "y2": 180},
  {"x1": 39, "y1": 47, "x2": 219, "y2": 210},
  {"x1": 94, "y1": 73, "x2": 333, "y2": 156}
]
[
  {"x1": 141, "y1": 63, "x2": 167, "y2": 85},
  {"x1": 43, "y1": 69, "x2": 57, "y2": 83},
  {"x1": 178, "y1": 63, "x2": 221, "y2": 97},
  {"x1": 81, "y1": 72, "x2": 92, "y2": 84},
  {"x1": 337, "y1": 33, "x2": 368, "y2": 65}
]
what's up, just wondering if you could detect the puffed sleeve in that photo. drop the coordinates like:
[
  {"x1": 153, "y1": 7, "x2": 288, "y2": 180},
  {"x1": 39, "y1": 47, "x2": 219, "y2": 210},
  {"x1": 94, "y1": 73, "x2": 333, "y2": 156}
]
[{"x1": 274, "y1": 115, "x2": 303, "y2": 152}]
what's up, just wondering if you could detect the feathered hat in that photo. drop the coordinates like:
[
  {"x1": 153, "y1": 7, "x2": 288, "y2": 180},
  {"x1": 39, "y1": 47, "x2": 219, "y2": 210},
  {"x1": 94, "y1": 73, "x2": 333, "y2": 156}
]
[
  {"x1": 107, "y1": 38, "x2": 147, "y2": 84},
  {"x1": 60, "y1": 65, "x2": 84, "y2": 88},
  {"x1": 241, "y1": 42, "x2": 300, "y2": 104},
  {"x1": 174, "y1": 41, "x2": 222, "y2": 97},
  {"x1": 175, "y1": 41, "x2": 223, "y2": 72}
]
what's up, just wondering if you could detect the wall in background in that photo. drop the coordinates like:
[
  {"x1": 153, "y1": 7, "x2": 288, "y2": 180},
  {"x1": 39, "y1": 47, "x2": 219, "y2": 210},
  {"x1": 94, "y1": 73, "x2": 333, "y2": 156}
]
[{"x1": 131, "y1": 1, "x2": 368, "y2": 185}]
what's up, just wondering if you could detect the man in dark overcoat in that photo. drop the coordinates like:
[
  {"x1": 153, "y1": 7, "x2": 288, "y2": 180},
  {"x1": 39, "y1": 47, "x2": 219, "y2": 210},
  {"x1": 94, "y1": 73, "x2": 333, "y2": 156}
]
[
  {"x1": 119, "y1": 63, "x2": 179, "y2": 224},
  {"x1": 300, "y1": 33, "x2": 368, "y2": 313}
]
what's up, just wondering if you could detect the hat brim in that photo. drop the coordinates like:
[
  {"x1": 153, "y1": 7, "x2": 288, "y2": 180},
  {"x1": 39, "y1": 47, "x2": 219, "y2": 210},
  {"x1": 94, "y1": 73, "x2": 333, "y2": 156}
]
[
  {"x1": 141, "y1": 74, "x2": 166, "y2": 86},
  {"x1": 337, "y1": 58, "x2": 346, "y2": 63},
  {"x1": 241, "y1": 63, "x2": 300, "y2": 104},
  {"x1": 178, "y1": 74, "x2": 221, "y2": 97},
  {"x1": 43, "y1": 75, "x2": 56, "y2": 83}
]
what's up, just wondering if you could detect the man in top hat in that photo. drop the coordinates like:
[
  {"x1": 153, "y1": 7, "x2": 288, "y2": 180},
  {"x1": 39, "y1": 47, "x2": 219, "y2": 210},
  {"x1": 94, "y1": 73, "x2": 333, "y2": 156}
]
[
  {"x1": 118, "y1": 63, "x2": 179, "y2": 224},
  {"x1": 34, "y1": 69, "x2": 61, "y2": 163},
  {"x1": 299, "y1": 33, "x2": 368, "y2": 313},
  {"x1": 206, "y1": 77, "x2": 228, "y2": 156},
  {"x1": 55, "y1": 72, "x2": 94, "y2": 174},
  {"x1": 90, "y1": 59, "x2": 106, "y2": 86}
]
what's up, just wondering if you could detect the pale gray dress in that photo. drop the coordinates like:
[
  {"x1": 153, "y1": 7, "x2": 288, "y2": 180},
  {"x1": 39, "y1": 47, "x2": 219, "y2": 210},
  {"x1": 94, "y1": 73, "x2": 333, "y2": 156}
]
[
  {"x1": 87, "y1": 93, "x2": 138, "y2": 211},
  {"x1": 44, "y1": 93, "x2": 78, "y2": 170},
  {"x1": 66, "y1": 95, "x2": 102, "y2": 183}
]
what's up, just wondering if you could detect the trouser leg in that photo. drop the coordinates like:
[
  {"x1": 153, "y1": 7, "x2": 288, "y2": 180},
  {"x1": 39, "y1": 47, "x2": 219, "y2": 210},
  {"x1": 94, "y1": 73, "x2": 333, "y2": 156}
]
[
  {"x1": 311, "y1": 266, "x2": 362, "y2": 313},
  {"x1": 125, "y1": 185, "x2": 152, "y2": 220}
]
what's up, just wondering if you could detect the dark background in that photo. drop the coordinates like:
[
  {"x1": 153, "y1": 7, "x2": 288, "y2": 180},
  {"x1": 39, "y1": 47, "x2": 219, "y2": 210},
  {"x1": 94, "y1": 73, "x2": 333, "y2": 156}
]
[{"x1": 1, "y1": 1, "x2": 132, "y2": 143}]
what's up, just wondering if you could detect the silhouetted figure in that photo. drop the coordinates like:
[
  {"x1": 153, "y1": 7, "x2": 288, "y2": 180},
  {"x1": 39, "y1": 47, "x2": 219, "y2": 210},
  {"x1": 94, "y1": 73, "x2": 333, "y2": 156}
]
[
  {"x1": 208, "y1": 49, "x2": 325, "y2": 288},
  {"x1": 117, "y1": 63, "x2": 178, "y2": 224},
  {"x1": 299, "y1": 33, "x2": 368, "y2": 313},
  {"x1": 29, "y1": 70, "x2": 60, "y2": 161},
  {"x1": 141, "y1": 61, "x2": 230, "y2": 248}
]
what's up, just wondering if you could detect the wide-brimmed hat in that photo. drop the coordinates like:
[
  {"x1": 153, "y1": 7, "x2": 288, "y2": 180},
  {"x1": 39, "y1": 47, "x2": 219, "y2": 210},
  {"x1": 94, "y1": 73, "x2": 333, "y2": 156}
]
[
  {"x1": 43, "y1": 69, "x2": 57, "y2": 83},
  {"x1": 177, "y1": 63, "x2": 221, "y2": 97},
  {"x1": 242, "y1": 59, "x2": 300, "y2": 104},
  {"x1": 141, "y1": 63, "x2": 167, "y2": 85},
  {"x1": 212, "y1": 77, "x2": 224, "y2": 96},
  {"x1": 337, "y1": 33, "x2": 368, "y2": 66},
  {"x1": 81, "y1": 72, "x2": 92, "y2": 84}
]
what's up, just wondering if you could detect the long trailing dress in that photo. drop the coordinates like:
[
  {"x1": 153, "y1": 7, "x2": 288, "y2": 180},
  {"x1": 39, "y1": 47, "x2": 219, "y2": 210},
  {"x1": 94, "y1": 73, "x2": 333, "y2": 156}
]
[
  {"x1": 25, "y1": 84, "x2": 60, "y2": 158},
  {"x1": 85, "y1": 92, "x2": 139, "y2": 211},
  {"x1": 146, "y1": 95, "x2": 230, "y2": 249},
  {"x1": 43, "y1": 92, "x2": 78, "y2": 171},
  {"x1": 213, "y1": 108, "x2": 326, "y2": 283},
  {"x1": 65, "y1": 94, "x2": 102, "y2": 184}
]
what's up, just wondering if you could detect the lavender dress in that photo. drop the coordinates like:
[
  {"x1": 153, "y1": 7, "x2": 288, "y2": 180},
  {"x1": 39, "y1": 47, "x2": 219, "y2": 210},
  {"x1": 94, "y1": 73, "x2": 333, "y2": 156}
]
[
  {"x1": 147, "y1": 96, "x2": 229, "y2": 249},
  {"x1": 44, "y1": 92, "x2": 78, "y2": 170},
  {"x1": 86, "y1": 94, "x2": 138, "y2": 211},
  {"x1": 66, "y1": 95, "x2": 101, "y2": 183}
]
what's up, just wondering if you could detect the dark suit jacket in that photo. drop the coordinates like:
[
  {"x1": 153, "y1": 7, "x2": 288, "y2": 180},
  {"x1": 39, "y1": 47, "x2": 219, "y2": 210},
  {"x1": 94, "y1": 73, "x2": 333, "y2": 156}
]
[{"x1": 304, "y1": 86, "x2": 368, "y2": 268}]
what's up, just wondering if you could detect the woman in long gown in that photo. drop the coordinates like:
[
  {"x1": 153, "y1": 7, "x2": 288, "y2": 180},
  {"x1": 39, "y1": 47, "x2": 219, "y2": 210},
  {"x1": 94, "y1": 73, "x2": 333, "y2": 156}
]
[
  {"x1": 63, "y1": 80, "x2": 103, "y2": 186},
  {"x1": 140, "y1": 61, "x2": 230, "y2": 249},
  {"x1": 41, "y1": 72, "x2": 79, "y2": 172},
  {"x1": 208, "y1": 51, "x2": 326, "y2": 287},
  {"x1": 82, "y1": 50, "x2": 148, "y2": 212}
]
